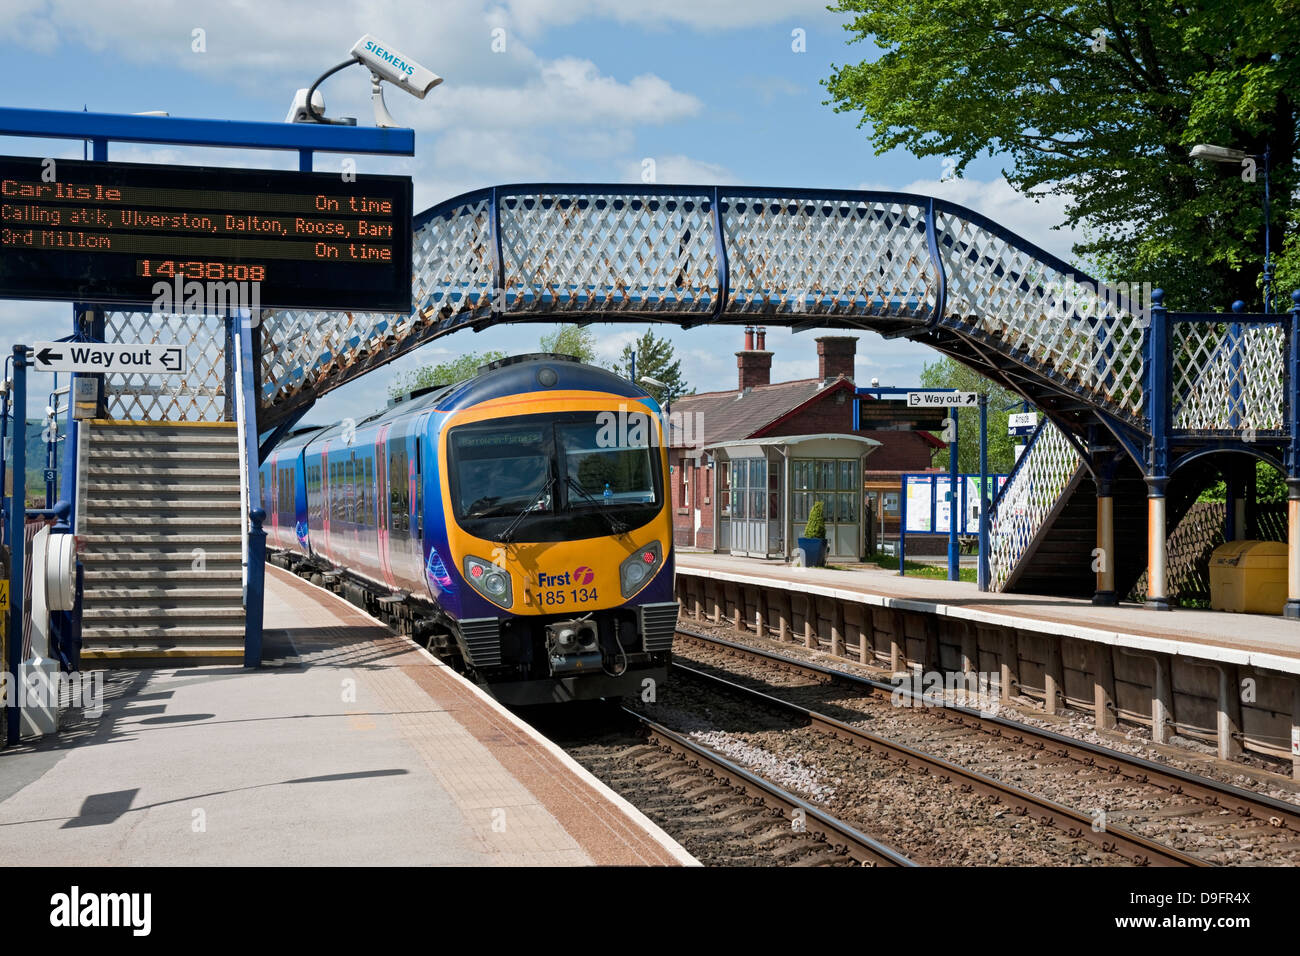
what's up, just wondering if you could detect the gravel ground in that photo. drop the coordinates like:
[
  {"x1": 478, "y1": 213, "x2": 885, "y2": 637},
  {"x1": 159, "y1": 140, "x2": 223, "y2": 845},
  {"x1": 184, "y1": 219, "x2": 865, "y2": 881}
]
[
  {"x1": 526, "y1": 701, "x2": 861, "y2": 866},
  {"x1": 634, "y1": 672, "x2": 1131, "y2": 866},
  {"x1": 675, "y1": 620, "x2": 1300, "y2": 865}
]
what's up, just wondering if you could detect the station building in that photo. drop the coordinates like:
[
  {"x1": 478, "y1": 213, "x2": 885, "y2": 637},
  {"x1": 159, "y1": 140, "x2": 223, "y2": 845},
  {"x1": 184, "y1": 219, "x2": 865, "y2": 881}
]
[{"x1": 667, "y1": 330, "x2": 945, "y2": 561}]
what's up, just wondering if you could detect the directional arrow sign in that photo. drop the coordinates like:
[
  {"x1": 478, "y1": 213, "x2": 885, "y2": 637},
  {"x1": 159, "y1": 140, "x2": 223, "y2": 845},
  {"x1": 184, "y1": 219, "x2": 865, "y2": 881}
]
[
  {"x1": 32, "y1": 342, "x2": 187, "y2": 375},
  {"x1": 906, "y1": 390, "x2": 978, "y2": 408}
]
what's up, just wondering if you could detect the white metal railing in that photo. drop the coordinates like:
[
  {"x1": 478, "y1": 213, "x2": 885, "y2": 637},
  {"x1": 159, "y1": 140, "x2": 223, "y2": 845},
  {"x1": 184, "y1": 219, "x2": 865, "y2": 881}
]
[
  {"x1": 232, "y1": 319, "x2": 251, "y2": 597},
  {"x1": 986, "y1": 419, "x2": 1083, "y2": 591}
]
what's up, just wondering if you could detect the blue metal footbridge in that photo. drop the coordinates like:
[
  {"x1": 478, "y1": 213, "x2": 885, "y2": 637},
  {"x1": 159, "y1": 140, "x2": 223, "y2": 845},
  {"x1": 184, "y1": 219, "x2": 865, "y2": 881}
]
[{"x1": 98, "y1": 182, "x2": 1300, "y2": 613}]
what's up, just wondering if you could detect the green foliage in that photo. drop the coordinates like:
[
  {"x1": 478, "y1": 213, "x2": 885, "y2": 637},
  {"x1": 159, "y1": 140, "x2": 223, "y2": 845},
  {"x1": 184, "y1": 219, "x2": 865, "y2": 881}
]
[
  {"x1": 824, "y1": 0, "x2": 1299, "y2": 309},
  {"x1": 388, "y1": 350, "x2": 506, "y2": 397},
  {"x1": 1197, "y1": 459, "x2": 1288, "y2": 503},
  {"x1": 918, "y1": 357, "x2": 1021, "y2": 473},
  {"x1": 804, "y1": 499, "x2": 827, "y2": 539},
  {"x1": 614, "y1": 328, "x2": 693, "y2": 404},
  {"x1": 539, "y1": 324, "x2": 599, "y2": 363},
  {"x1": 869, "y1": 553, "x2": 977, "y2": 583}
]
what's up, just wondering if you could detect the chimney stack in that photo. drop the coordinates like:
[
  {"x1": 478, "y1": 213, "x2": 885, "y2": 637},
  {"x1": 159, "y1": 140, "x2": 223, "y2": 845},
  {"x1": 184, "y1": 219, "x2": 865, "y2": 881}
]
[
  {"x1": 755, "y1": 326, "x2": 766, "y2": 350},
  {"x1": 736, "y1": 327, "x2": 772, "y2": 390},
  {"x1": 815, "y1": 336, "x2": 858, "y2": 382}
]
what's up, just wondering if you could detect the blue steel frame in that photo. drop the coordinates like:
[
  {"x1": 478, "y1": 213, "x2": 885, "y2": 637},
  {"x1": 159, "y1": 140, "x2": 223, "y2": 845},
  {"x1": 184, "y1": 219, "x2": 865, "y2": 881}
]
[{"x1": 0, "y1": 106, "x2": 416, "y2": 687}]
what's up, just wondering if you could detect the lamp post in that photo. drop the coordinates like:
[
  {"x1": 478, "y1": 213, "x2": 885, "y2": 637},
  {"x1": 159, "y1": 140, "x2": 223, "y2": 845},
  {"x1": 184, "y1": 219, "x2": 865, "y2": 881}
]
[{"x1": 1191, "y1": 142, "x2": 1273, "y2": 311}]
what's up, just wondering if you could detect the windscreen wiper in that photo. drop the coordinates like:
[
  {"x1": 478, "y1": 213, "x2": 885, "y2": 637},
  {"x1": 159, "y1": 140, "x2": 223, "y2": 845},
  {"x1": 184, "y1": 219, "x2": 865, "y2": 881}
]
[
  {"x1": 496, "y1": 474, "x2": 555, "y2": 543},
  {"x1": 565, "y1": 475, "x2": 629, "y2": 534}
]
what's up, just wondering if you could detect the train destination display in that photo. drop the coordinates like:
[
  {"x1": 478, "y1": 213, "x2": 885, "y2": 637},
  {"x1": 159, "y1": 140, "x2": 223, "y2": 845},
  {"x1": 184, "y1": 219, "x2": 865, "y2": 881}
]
[{"x1": 0, "y1": 156, "x2": 413, "y2": 311}]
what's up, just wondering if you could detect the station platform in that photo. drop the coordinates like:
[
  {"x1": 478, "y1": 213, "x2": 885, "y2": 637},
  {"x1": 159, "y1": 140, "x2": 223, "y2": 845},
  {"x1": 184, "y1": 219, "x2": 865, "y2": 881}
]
[
  {"x1": 677, "y1": 551, "x2": 1300, "y2": 675},
  {"x1": 0, "y1": 565, "x2": 693, "y2": 866}
]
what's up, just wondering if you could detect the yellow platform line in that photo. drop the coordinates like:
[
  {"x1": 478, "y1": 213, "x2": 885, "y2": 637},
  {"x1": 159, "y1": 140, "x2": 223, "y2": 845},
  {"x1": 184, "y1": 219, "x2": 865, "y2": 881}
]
[{"x1": 81, "y1": 648, "x2": 245, "y2": 660}]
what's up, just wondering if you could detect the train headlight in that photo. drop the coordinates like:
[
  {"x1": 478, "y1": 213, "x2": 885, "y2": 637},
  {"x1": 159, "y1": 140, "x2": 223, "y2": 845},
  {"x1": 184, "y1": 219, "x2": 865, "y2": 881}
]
[
  {"x1": 464, "y1": 555, "x2": 513, "y2": 608},
  {"x1": 620, "y1": 540, "x2": 662, "y2": 597}
]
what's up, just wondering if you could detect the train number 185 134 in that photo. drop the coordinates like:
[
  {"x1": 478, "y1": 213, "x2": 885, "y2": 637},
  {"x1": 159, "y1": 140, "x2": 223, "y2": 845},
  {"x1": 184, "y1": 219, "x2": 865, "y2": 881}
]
[{"x1": 540, "y1": 587, "x2": 598, "y2": 606}]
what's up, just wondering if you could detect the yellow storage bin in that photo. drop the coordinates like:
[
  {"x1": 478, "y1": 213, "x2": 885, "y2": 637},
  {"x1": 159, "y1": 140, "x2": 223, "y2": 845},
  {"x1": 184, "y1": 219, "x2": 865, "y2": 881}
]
[{"x1": 1208, "y1": 540, "x2": 1288, "y2": 614}]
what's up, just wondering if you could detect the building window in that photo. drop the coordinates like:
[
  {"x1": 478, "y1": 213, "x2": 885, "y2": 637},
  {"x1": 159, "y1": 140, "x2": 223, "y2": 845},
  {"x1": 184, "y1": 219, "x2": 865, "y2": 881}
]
[{"x1": 680, "y1": 457, "x2": 690, "y2": 508}]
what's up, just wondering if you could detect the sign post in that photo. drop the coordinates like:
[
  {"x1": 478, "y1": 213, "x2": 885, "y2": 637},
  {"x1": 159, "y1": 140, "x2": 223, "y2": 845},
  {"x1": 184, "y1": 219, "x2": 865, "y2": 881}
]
[
  {"x1": 948, "y1": 407, "x2": 959, "y2": 581},
  {"x1": 6, "y1": 345, "x2": 25, "y2": 746},
  {"x1": 979, "y1": 394, "x2": 990, "y2": 590}
]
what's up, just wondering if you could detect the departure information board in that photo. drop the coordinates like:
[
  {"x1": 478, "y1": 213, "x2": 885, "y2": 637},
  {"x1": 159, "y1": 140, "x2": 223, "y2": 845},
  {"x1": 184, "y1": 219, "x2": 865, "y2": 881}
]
[{"x1": 0, "y1": 156, "x2": 413, "y2": 312}]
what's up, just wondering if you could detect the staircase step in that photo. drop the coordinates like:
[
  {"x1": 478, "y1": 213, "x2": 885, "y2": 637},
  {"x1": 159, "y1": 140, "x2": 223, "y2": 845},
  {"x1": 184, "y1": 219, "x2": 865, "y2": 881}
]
[
  {"x1": 88, "y1": 463, "x2": 239, "y2": 475},
  {"x1": 84, "y1": 482, "x2": 240, "y2": 495},
  {"x1": 78, "y1": 533, "x2": 243, "y2": 545},
  {"x1": 89, "y1": 429, "x2": 236, "y2": 443},
  {"x1": 79, "y1": 642, "x2": 246, "y2": 663},
  {"x1": 83, "y1": 607, "x2": 245, "y2": 625},
  {"x1": 84, "y1": 498, "x2": 242, "y2": 511},
  {"x1": 83, "y1": 587, "x2": 243, "y2": 603},
  {"x1": 83, "y1": 568, "x2": 243, "y2": 582},
  {"x1": 88, "y1": 449, "x2": 238, "y2": 462},
  {"x1": 81, "y1": 629, "x2": 245, "y2": 642}
]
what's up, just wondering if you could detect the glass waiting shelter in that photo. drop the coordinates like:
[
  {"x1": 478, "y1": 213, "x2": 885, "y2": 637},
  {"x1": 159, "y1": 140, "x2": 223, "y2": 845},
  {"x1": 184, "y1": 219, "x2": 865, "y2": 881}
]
[{"x1": 707, "y1": 434, "x2": 880, "y2": 561}]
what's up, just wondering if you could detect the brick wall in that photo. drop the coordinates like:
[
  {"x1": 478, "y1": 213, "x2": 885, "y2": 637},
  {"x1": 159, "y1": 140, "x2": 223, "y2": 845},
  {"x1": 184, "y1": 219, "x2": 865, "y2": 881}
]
[{"x1": 669, "y1": 453, "x2": 715, "y2": 549}]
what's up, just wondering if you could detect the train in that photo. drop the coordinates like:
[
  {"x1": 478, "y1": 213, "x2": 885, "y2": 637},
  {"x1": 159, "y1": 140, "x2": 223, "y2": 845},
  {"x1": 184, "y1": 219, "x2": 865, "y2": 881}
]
[{"x1": 259, "y1": 353, "x2": 678, "y2": 704}]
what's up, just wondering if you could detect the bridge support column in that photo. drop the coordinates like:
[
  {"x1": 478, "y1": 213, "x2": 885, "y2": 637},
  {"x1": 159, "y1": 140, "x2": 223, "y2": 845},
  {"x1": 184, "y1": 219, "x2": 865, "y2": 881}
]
[
  {"x1": 1144, "y1": 476, "x2": 1170, "y2": 611},
  {"x1": 1286, "y1": 478, "x2": 1300, "y2": 619},
  {"x1": 1092, "y1": 478, "x2": 1116, "y2": 605}
]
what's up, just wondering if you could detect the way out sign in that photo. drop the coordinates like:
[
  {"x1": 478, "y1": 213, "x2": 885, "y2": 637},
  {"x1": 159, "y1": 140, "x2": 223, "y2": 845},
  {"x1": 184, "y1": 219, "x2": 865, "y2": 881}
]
[
  {"x1": 32, "y1": 342, "x2": 186, "y2": 375},
  {"x1": 906, "y1": 390, "x2": 978, "y2": 408}
]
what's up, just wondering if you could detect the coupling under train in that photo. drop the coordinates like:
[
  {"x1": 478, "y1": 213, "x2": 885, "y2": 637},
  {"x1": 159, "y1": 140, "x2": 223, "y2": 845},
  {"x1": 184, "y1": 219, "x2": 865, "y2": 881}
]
[{"x1": 259, "y1": 353, "x2": 678, "y2": 704}]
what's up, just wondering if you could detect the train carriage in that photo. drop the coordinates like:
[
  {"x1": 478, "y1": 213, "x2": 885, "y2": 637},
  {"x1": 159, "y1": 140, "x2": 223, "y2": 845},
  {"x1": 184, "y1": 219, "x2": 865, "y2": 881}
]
[{"x1": 260, "y1": 353, "x2": 678, "y2": 703}]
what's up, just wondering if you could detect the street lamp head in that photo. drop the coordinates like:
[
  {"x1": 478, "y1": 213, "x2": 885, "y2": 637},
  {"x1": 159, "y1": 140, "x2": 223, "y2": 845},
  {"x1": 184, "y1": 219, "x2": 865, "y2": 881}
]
[
  {"x1": 1191, "y1": 143, "x2": 1248, "y2": 164},
  {"x1": 639, "y1": 375, "x2": 668, "y2": 389}
]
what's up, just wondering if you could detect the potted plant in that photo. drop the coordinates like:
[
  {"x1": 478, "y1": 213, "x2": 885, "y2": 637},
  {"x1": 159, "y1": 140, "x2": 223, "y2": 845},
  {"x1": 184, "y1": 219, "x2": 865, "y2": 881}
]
[{"x1": 798, "y1": 500, "x2": 828, "y2": 567}]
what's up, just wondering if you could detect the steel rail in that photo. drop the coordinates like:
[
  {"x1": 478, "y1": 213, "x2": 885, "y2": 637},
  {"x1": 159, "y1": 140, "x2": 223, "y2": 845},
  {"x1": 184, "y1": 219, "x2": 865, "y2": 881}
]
[
  {"x1": 676, "y1": 626, "x2": 1300, "y2": 836},
  {"x1": 669, "y1": 660, "x2": 1206, "y2": 868},
  {"x1": 622, "y1": 706, "x2": 916, "y2": 867}
]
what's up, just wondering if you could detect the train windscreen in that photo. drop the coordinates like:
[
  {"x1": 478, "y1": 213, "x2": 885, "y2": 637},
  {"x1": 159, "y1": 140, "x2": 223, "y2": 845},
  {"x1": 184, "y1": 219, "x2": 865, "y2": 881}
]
[{"x1": 447, "y1": 411, "x2": 662, "y2": 541}]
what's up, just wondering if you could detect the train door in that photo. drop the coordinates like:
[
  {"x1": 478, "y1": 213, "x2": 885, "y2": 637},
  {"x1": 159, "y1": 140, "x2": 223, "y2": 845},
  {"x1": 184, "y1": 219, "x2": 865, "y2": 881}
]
[
  {"x1": 268, "y1": 452, "x2": 280, "y2": 546},
  {"x1": 375, "y1": 425, "x2": 395, "y2": 589},
  {"x1": 320, "y1": 441, "x2": 332, "y2": 560}
]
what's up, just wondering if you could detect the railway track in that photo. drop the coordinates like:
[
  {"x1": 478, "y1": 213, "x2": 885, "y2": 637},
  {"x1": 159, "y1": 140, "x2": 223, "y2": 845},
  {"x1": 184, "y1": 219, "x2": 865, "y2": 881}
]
[
  {"x1": 675, "y1": 625, "x2": 1300, "y2": 863},
  {"x1": 661, "y1": 658, "x2": 1204, "y2": 866},
  {"x1": 625, "y1": 707, "x2": 916, "y2": 867}
]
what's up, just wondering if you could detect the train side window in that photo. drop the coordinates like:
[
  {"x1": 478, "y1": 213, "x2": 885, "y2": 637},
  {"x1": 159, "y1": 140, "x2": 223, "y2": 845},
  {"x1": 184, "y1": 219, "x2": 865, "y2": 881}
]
[{"x1": 346, "y1": 458, "x2": 354, "y2": 524}]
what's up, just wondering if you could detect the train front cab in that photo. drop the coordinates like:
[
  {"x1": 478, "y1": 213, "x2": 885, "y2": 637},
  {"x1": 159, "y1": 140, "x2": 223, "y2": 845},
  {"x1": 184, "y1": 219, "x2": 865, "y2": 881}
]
[{"x1": 434, "y1": 394, "x2": 677, "y2": 704}]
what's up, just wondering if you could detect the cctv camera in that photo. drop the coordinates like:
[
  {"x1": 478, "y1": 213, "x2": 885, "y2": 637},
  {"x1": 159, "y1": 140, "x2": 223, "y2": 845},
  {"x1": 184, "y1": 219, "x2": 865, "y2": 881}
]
[
  {"x1": 286, "y1": 87, "x2": 327, "y2": 124},
  {"x1": 871, "y1": 377, "x2": 879, "y2": 387},
  {"x1": 350, "y1": 35, "x2": 442, "y2": 99}
]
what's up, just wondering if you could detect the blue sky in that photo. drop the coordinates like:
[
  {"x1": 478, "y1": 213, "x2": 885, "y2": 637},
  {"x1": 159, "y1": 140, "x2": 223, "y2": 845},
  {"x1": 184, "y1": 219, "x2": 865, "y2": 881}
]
[{"x1": 0, "y1": 0, "x2": 1084, "y2": 426}]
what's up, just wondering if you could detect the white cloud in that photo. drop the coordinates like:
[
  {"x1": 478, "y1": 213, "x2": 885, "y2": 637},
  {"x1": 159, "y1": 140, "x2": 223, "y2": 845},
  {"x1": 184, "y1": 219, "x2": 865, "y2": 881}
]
[
  {"x1": 426, "y1": 58, "x2": 702, "y2": 131},
  {"x1": 865, "y1": 175, "x2": 1081, "y2": 264},
  {"x1": 624, "y1": 153, "x2": 734, "y2": 185},
  {"x1": 502, "y1": 0, "x2": 828, "y2": 33}
]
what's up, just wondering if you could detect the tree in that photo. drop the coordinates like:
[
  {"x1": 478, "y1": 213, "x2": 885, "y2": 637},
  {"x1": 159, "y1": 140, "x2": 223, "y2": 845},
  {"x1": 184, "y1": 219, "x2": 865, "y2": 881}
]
[
  {"x1": 539, "y1": 324, "x2": 599, "y2": 363},
  {"x1": 918, "y1": 357, "x2": 1021, "y2": 474},
  {"x1": 389, "y1": 350, "x2": 506, "y2": 397},
  {"x1": 823, "y1": 1, "x2": 1299, "y2": 310},
  {"x1": 613, "y1": 328, "x2": 692, "y2": 404}
]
